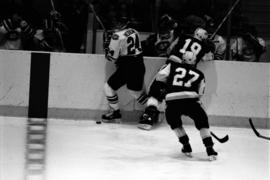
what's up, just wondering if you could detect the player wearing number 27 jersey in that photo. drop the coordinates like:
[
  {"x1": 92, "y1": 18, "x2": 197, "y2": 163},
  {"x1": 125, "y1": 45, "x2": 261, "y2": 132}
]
[
  {"x1": 137, "y1": 28, "x2": 214, "y2": 130},
  {"x1": 153, "y1": 32, "x2": 218, "y2": 160},
  {"x1": 160, "y1": 32, "x2": 212, "y2": 100},
  {"x1": 102, "y1": 24, "x2": 146, "y2": 123}
]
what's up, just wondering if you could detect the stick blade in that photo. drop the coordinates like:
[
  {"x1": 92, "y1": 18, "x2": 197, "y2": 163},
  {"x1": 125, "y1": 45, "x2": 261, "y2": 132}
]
[
  {"x1": 210, "y1": 131, "x2": 229, "y2": 143},
  {"x1": 220, "y1": 135, "x2": 229, "y2": 143},
  {"x1": 249, "y1": 118, "x2": 270, "y2": 140},
  {"x1": 249, "y1": 118, "x2": 260, "y2": 136}
]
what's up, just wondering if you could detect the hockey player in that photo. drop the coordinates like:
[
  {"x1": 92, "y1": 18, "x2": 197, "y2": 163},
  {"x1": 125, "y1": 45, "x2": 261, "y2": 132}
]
[
  {"x1": 138, "y1": 27, "x2": 214, "y2": 130},
  {"x1": 151, "y1": 41, "x2": 218, "y2": 160},
  {"x1": 101, "y1": 16, "x2": 146, "y2": 123}
]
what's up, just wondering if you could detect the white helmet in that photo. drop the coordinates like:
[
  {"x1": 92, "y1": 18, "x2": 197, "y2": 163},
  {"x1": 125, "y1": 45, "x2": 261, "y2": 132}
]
[
  {"x1": 183, "y1": 51, "x2": 196, "y2": 65},
  {"x1": 194, "y1": 27, "x2": 208, "y2": 41}
]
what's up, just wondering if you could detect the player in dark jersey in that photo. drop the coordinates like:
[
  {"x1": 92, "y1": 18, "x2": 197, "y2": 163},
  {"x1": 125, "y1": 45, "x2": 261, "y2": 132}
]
[
  {"x1": 153, "y1": 45, "x2": 218, "y2": 160},
  {"x1": 138, "y1": 28, "x2": 214, "y2": 130},
  {"x1": 101, "y1": 17, "x2": 146, "y2": 123}
]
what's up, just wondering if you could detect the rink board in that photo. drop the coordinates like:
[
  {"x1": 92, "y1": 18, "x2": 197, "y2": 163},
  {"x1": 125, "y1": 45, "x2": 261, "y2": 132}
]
[{"x1": 0, "y1": 50, "x2": 269, "y2": 128}]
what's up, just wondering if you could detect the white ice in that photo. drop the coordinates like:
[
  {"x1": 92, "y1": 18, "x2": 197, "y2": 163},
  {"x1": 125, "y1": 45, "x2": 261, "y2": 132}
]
[{"x1": 1, "y1": 116, "x2": 269, "y2": 180}]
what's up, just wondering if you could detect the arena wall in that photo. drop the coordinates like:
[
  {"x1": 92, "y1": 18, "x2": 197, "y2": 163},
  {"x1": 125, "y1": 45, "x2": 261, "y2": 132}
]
[
  {"x1": 0, "y1": 50, "x2": 269, "y2": 128},
  {"x1": 0, "y1": 50, "x2": 30, "y2": 116}
]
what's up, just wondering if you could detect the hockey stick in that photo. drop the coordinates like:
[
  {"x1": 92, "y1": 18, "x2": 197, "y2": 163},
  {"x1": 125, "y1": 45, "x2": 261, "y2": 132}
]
[
  {"x1": 249, "y1": 118, "x2": 270, "y2": 140},
  {"x1": 210, "y1": 0, "x2": 240, "y2": 40},
  {"x1": 48, "y1": 0, "x2": 66, "y2": 51},
  {"x1": 210, "y1": 131, "x2": 229, "y2": 143},
  {"x1": 50, "y1": 0, "x2": 56, "y2": 11},
  {"x1": 88, "y1": 3, "x2": 106, "y2": 31}
]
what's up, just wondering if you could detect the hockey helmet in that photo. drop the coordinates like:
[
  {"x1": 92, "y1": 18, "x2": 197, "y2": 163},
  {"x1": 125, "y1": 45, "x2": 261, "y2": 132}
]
[
  {"x1": 158, "y1": 14, "x2": 178, "y2": 34},
  {"x1": 194, "y1": 28, "x2": 208, "y2": 41},
  {"x1": 112, "y1": 16, "x2": 130, "y2": 31}
]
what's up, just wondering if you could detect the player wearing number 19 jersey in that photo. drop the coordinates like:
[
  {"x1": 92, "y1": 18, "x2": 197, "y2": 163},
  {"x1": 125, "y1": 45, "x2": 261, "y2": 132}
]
[
  {"x1": 168, "y1": 28, "x2": 213, "y2": 66},
  {"x1": 102, "y1": 18, "x2": 146, "y2": 123}
]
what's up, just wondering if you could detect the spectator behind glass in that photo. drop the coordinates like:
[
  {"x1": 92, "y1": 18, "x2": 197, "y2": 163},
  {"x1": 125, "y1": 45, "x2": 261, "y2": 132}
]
[
  {"x1": 60, "y1": 0, "x2": 89, "y2": 53},
  {"x1": 0, "y1": 13, "x2": 23, "y2": 50},
  {"x1": 141, "y1": 14, "x2": 179, "y2": 57},
  {"x1": 230, "y1": 23, "x2": 266, "y2": 62}
]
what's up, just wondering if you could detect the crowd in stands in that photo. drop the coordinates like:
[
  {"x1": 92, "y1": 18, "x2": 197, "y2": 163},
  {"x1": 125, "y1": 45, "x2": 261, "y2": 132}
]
[
  {"x1": 0, "y1": 0, "x2": 266, "y2": 62},
  {"x1": 141, "y1": 14, "x2": 266, "y2": 62},
  {"x1": 0, "y1": 0, "x2": 89, "y2": 53}
]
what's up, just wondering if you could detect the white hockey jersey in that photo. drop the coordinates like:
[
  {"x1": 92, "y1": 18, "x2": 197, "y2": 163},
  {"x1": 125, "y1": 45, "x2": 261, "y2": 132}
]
[{"x1": 106, "y1": 28, "x2": 142, "y2": 61}]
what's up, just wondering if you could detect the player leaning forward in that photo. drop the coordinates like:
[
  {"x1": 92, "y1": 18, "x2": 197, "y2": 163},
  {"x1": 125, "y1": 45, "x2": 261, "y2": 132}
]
[
  {"x1": 150, "y1": 29, "x2": 218, "y2": 160},
  {"x1": 101, "y1": 17, "x2": 146, "y2": 122},
  {"x1": 138, "y1": 28, "x2": 215, "y2": 130}
]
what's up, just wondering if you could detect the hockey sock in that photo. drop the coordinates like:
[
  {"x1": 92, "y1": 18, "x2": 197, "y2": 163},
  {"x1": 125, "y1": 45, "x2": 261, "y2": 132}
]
[
  {"x1": 106, "y1": 94, "x2": 119, "y2": 110},
  {"x1": 173, "y1": 127, "x2": 187, "y2": 138},
  {"x1": 199, "y1": 128, "x2": 211, "y2": 139},
  {"x1": 136, "y1": 90, "x2": 148, "y2": 105},
  {"x1": 179, "y1": 134, "x2": 190, "y2": 145},
  {"x1": 202, "y1": 136, "x2": 214, "y2": 148}
]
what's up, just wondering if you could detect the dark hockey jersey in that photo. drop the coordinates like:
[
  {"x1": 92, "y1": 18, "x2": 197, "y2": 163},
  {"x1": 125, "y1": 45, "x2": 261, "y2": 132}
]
[
  {"x1": 156, "y1": 61, "x2": 205, "y2": 101},
  {"x1": 168, "y1": 34, "x2": 213, "y2": 66}
]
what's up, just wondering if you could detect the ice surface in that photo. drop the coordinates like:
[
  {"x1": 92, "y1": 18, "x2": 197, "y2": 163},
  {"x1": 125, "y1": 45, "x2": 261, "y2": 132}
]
[{"x1": 1, "y1": 116, "x2": 269, "y2": 180}]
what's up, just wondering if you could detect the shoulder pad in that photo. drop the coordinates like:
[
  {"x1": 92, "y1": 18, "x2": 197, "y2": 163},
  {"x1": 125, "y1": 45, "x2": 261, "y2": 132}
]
[{"x1": 112, "y1": 34, "x2": 119, "y2": 40}]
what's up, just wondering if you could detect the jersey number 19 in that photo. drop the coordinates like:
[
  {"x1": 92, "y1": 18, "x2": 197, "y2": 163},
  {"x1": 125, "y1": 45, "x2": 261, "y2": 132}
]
[{"x1": 179, "y1": 39, "x2": 202, "y2": 56}]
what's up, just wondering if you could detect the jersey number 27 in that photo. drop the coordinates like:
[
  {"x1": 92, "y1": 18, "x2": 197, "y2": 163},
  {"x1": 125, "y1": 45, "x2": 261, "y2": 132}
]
[{"x1": 173, "y1": 67, "x2": 199, "y2": 87}]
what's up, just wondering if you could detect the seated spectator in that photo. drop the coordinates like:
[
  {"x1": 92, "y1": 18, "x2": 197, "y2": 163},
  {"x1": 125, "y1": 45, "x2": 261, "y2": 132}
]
[
  {"x1": 141, "y1": 14, "x2": 179, "y2": 57},
  {"x1": 0, "y1": 13, "x2": 23, "y2": 50},
  {"x1": 231, "y1": 24, "x2": 266, "y2": 62},
  {"x1": 41, "y1": 10, "x2": 68, "y2": 52},
  {"x1": 22, "y1": 10, "x2": 68, "y2": 52},
  {"x1": 204, "y1": 15, "x2": 226, "y2": 60},
  {"x1": 0, "y1": 12, "x2": 56, "y2": 52}
]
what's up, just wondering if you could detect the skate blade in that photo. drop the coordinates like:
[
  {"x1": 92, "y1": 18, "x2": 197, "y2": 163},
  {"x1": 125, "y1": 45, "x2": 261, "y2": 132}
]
[
  {"x1": 208, "y1": 155, "x2": 217, "y2": 161},
  {"x1": 183, "y1": 152, "x2": 192, "y2": 157},
  {"x1": 102, "y1": 118, "x2": 122, "y2": 124},
  {"x1": 137, "y1": 124, "x2": 152, "y2": 130}
]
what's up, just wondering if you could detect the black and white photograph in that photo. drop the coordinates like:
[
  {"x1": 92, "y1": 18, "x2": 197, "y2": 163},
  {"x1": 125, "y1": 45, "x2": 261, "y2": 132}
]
[{"x1": 0, "y1": 0, "x2": 269, "y2": 180}]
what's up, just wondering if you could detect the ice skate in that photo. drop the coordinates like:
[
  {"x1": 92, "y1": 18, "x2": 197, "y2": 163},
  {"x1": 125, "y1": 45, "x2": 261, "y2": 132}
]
[
  {"x1": 206, "y1": 147, "x2": 218, "y2": 161},
  {"x1": 138, "y1": 106, "x2": 159, "y2": 130},
  {"x1": 181, "y1": 143, "x2": 192, "y2": 157},
  {"x1": 101, "y1": 109, "x2": 122, "y2": 123}
]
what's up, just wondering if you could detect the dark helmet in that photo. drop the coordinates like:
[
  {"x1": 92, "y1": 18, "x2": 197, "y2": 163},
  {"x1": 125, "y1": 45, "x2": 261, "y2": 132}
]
[
  {"x1": 158, "y1": 14, "x2": 178, "y2": 34},
  {"x1": 184, "y1": 15, "x2": 206, "y2": 34},
  {"x1": 111, "y1": 16, "x2": 130, "y2": 31}
]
